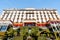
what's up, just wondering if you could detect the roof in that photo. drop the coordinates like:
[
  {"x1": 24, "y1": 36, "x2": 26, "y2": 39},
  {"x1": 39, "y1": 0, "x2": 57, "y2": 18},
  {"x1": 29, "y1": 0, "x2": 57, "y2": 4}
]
[
  {"x1": 3, "y1": 8, "x2": 57, "y2": 11},
  {"x1": 0, "y1": 20, "x2": 12, "y2": 24}
]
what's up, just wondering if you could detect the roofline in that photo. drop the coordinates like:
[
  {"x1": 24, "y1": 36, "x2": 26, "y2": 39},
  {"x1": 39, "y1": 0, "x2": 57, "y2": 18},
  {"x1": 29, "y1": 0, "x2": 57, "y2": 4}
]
[{"x1": 3, "y1": 8, "x2": 57, "y2": 11}]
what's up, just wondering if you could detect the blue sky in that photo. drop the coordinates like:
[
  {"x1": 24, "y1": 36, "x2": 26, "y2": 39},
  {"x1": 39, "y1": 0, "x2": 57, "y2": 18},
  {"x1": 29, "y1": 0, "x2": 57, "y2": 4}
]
[{"x1": 0, "y1": 0, "x2": 60, "y2": 15}]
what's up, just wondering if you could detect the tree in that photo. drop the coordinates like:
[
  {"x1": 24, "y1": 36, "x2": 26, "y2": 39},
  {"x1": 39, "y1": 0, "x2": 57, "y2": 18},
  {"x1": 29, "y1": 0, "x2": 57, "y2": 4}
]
[{"x1": 31, "y1": 27, "x2": 39, "y2": 40}]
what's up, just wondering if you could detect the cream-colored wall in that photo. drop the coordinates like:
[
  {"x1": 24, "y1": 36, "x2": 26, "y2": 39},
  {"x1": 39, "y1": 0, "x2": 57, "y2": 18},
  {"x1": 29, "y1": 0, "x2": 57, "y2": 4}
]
[{"x1": 0, "y1": 8, "x2": 59, "y2": 23}]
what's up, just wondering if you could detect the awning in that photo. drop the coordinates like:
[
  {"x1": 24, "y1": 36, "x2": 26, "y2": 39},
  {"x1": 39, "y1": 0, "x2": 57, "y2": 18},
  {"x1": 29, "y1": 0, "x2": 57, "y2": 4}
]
[{"x1": 13, "y1": 23, "x2": 23, "y2": 26}]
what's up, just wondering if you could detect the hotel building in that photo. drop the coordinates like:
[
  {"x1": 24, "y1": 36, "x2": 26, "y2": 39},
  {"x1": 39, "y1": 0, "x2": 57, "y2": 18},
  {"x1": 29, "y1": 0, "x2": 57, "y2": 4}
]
[{"x1": 0, "y1": 8, "x2": 60, "y2": 27}]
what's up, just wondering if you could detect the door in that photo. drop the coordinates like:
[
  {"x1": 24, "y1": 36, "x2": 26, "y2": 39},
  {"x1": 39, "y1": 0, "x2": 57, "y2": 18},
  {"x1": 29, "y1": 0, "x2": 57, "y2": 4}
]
[{"x1": 24, "y1": 22, "x2": 36, "y2": 26}]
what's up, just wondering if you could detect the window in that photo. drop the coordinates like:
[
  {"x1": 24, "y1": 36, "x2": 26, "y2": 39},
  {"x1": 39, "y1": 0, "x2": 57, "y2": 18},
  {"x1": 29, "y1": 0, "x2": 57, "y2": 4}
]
[
  {"x1": 21, "y1": 14, "x2": 23, "y2": 17},
  {"x1": 17, "y1": 14, "x2": 19, "y2": 19},
  {"x1": 53, "y1": 11, "x2": 56, "y2": 14},
  {"x1": 10, "y1": 13, "x2": 12, "y2": 19},
  {"x1": 37, "y1": 18, "x2": 39, "y2": 20},
  {"x1": 40, "y1": 15, "x2": 42, "y2": 18},
  {"x1": 50, "y1": 12, "x2": 52, "y2": 14},
  {"x1": 32, "y1": 14, "x2": 34, "y2": 17},
  {"x1": 44, "y1": 15, "x2": 46, "y2": 17},
  {"x1": 4, "y1": 13, "x2": 6, "y2": 15},
  {"x1": 36, "y1": 13, "x2": 38, "y2": 14},
  {"x1": 37, "y1": 15, "x2": 38, "y2": 17},
  {"x1": 56, "y1": 14, "x2": 57, "y2": 17},
  {"x1": 29, "y1": 14, "x2": 31, "y2": 17},
  {"x1": 40, "y1": 12, "x2": 41, "y2": 14},
  {"x1": 43, "y1": 12, "x2": 45, "y2": 14},
  {"x1": 45, "y1": 18, "x2": 47, "y2": 20},
  {"x1": 21, "y1": 18, "x2": 23, "y2": 20},
  {"x1": 52, "y1": 15, "x2": 54, "y2": 19},
  {"x1": 18, "y1": 13, "x2": 20, "y2": 14}
]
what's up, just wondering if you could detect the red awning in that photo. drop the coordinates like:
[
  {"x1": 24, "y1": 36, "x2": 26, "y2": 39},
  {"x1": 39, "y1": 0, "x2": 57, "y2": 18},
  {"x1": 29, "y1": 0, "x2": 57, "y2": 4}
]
[
  {"x1": 13, "y1": 23, "x2": 23, "y2": 27},
  {"x1": 37, "y1": 23, "x2": 47, "y2": 27}
]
